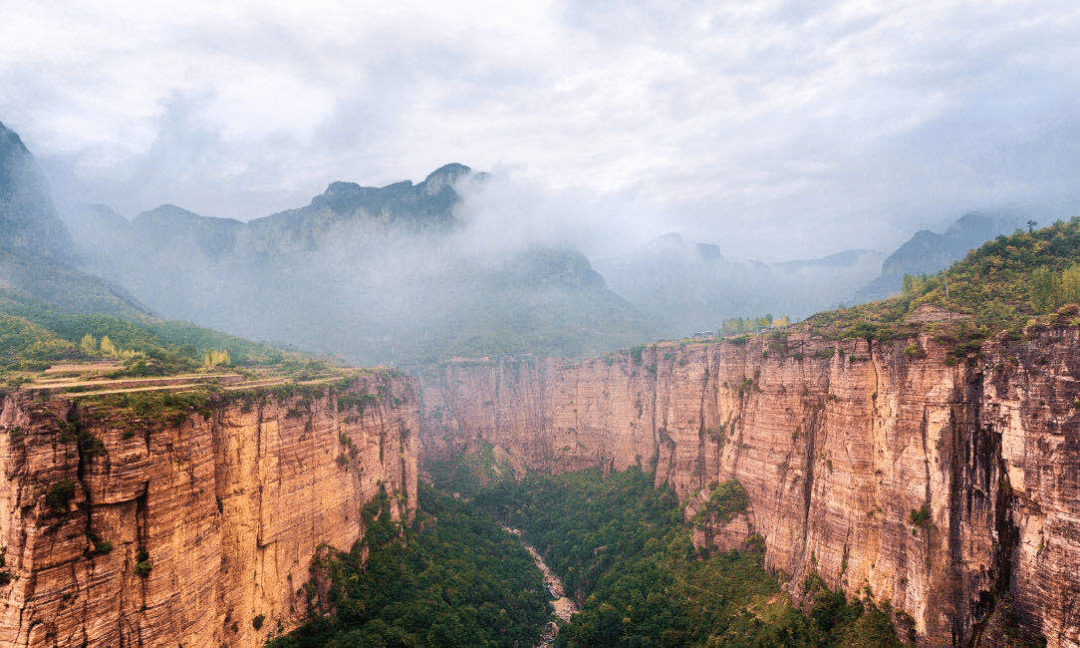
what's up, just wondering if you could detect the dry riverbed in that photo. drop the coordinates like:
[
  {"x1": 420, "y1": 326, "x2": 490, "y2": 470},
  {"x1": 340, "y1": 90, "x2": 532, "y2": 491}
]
[{"x1": 502, "y1": 526, "x2": 579, "y2": 646}]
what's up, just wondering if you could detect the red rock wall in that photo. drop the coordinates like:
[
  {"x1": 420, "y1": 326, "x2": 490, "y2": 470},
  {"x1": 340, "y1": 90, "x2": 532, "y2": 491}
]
[
  {"x1": 0, "y1": 373, "x2": 418, "y2": 647},
  {"x1": 419, "y1": 332, "x2": 1080, "y2": 646}
]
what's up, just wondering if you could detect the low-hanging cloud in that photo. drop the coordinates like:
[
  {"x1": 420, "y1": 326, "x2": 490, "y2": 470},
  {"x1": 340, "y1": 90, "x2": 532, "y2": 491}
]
[{"x1": 4, "y1": 0, "x2": 1080, "y2": 260}]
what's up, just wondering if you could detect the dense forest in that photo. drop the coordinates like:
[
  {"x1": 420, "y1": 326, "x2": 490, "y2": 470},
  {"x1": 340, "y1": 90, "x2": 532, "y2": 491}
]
[
  {"x1": 306, "y1": 451, "x2": 908, "y2": 647},
  {"x1": 467, "y1": 467, "x2": 905, "y2": 647},
  {"x1": 268, "y1": 485, "x2": 550, "y2": 647}
]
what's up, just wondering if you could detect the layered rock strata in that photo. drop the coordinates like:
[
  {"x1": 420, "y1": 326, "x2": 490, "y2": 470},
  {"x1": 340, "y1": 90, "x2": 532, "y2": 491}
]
[
  {"x1": 419, "y1": 331, "x2": 1080, "y2": 646},
  {"x1": 0, "y1": 373, "x2": 418, "y2": 647}
]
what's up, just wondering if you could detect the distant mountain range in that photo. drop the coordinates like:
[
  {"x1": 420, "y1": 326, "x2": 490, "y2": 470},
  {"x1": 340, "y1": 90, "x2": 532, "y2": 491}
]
[
  {"x1": 596, "y1": 234, "x2": 885, "y2": 337},
  {"x1": 60, "y1": 161, "x2": 653, "y2": 364},
  {"x1": 596, "y1": 211, "x2": 1025, "y2": 339},
  {"x1": 0, "y1": 120, "x2": 73, "y2": 262},
  {"x1": 0, "y1": 120, "x2": 147, "y2": 318},
  {"x1": 0, "y1": 117, "x2": 1036, "y2": 364}
]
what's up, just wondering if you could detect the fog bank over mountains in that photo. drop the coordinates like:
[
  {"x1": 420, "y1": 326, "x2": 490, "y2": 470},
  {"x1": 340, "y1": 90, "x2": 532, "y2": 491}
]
[
  {"x1": 8, "y1": 1, "x2": 1080, "y2": 264},
  {"x1": 60, "y1": 158, "x2": 1027, "y2": 359},
  {"x1": 2, "y1": 117, "x2": 1051, "y2": 364},
  {"x1": 61, "y1": 162, "x2": 658, "y2": 364}
]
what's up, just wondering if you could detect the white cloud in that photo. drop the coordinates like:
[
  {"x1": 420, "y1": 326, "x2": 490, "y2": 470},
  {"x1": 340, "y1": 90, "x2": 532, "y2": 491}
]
[{"x1": 3, "y1": 0, "x2": 1080, "y2": 256}]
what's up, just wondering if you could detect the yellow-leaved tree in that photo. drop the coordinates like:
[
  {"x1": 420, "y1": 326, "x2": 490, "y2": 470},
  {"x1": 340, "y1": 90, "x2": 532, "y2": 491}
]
[
  {"x1": 203, "y1": 349, "x2": 231, "y2": 368},
  {"x1": 1061, "y1": 264, "x2": 1080, "y2": 305}
]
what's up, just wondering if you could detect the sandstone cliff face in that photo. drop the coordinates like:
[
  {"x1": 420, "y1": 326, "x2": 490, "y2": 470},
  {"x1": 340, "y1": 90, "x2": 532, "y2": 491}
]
[
  {"x1": 0, "y1": 373, "x2": 418, "y2": 647},
  {"x1": 419, "y1": 332, "x2": 1080, "y2": 646}
]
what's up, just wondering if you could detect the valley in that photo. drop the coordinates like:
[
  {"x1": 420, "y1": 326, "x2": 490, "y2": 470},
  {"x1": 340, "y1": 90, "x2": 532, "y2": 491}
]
[{"x1": 3, "y1": 113, "x2": 1079, "y2": 646}]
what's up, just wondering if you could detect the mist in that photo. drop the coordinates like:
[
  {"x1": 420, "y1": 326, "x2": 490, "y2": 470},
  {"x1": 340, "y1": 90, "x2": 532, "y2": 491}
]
[
  {"x1": 7, "y1": 1, "x2": 1080, "y2": 266},
  {"x1": 55, "y1": 165, "x2": 663, "y2": 365},
  {"x1": 5, "y1": 0, "x2": 1080, "y2": 362}
]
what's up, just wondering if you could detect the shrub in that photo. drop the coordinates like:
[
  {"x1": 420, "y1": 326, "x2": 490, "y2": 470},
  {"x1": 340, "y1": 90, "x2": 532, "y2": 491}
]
[
  {"x1": 46, "y1": 480, "x2": 78, "y2": 516},
  {"x1": 7, "y1": 427, "x2": 26, "y2": 446},
  {"x1": 903, "y1": 343, "x2": 924, "y2": 359},
  {"x1": 134, "y1": 549, "x2": 153, "y2": 576},
  {"x1": 252, "y1": 614, "x2": 266, "y2": 631},
  {"x1": 909, "y1": 505, "x2": 931, "y2": 528},
  {"x1": 693, "y1": 480, "x2": 750, "y2": 526}
]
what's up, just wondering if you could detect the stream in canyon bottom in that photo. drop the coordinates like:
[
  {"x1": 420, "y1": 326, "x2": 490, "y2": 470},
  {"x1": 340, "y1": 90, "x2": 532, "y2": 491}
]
[{"x1": 502, "y1": 526, "x2": 579, "y2": 647}]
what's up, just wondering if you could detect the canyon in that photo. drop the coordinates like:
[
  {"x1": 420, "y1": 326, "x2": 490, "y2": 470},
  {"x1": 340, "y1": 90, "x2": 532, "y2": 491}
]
[
  {"x1": 3, "y1": 325, "x2": 1080, "y2": 646},
  {"x1": 0, "y1": 372, "x2": 418, "y2": 648},
  {"x1": 418, "y1": 328, "x2": 1080, "y2": 646}
]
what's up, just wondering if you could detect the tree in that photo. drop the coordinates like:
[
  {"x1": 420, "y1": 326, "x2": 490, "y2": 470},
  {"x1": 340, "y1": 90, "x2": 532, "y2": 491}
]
[
  {"x1": 1030, "y1": 268, "x2": 1061, "y2": 314},
  {"x1": 902, "y1": 274, "x2": 928, "y2": 297},
  {"x1": 1061, "y1": 264, "x2": 1080, "y2": 304},
  {"x1": 80, "y1": 334, "x2": 97, "y2": 354},
  {"x1": 99, "y1": 335, "x2": 117, "y2": 357},
  {"x1": 203, "y1": 349, "x2": 232, "y2": 368}
]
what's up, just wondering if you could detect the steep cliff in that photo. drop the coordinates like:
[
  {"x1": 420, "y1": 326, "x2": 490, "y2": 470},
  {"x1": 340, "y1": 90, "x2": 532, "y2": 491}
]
[
  {"x1": 419, "y1": 331, "x2": 1080, "y2": 646},
  {"x1": 0, "y1": 373, "x2": 418, "y2": 647}
]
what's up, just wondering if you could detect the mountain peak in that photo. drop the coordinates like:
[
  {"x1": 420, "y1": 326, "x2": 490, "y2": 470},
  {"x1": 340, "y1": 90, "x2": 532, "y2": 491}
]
[
  {"x1": 297, "y1": 165, "x2": 471, "y2": 227},
  {"x1": 0, "y1": 119, "x2": 74, "y2": 262},
  {"x1": 138, "y1": 204, "x2": 205, "y2": 221},
  {"x1": 424, "y1": 163, "x2": 471, "y2": 184},
  {"x1": 0, "y1": 120, "x2": 31, "y2": 160}
]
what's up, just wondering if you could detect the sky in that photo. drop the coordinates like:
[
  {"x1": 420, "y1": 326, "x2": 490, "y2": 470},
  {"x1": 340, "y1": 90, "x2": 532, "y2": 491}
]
[{"x1": 3, "y1": 0, "x2": 1080, "y2": 260}]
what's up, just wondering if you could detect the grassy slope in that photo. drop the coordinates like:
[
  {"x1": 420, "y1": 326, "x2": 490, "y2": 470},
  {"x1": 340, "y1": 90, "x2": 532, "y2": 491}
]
[
  {"x1": 805, "y1": 217, "x2": 1080, "y2": 349},
  {"x1": 0, "y1": 294, "x2": 299, "y2": 375}
]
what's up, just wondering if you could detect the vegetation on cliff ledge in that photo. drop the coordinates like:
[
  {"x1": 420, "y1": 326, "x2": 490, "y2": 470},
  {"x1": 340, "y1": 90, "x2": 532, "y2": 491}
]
[
  {"x1": 691, "y1": 479, "x2": 750, "y2": 526},
  {"x1": 0, "y1": 294, "x2": 341, "y2": 381},
  {"x1": 0, "y1": 304, "x2": 289, "y2": 379}
]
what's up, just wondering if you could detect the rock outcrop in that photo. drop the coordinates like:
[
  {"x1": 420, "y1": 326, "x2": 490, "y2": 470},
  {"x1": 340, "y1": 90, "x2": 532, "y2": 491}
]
[
  {"x1": 419, "y1": 331, "x2": 1080, "y2": 646},
  {"x1": 0, "y1": 373, "x2": 418, "y2": 647}
]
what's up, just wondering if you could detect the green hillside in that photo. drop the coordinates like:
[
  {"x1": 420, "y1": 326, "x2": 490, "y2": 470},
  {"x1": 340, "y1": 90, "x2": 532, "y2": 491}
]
[
  {"x1": 0, "y1": 295, "x2": 290, "y2": 375},
  {"x1": 806, "y1": 217, "x2": 1080, "y2": 354}
]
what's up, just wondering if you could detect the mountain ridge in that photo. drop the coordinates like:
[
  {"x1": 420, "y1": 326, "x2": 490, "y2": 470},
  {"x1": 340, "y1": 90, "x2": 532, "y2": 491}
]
[
  {"x1": 855, "y1": 211, "x2": 1022, "y2": 302},
  {"x1": 55, "y1": 158, "x2": 654, "y2": 364}
]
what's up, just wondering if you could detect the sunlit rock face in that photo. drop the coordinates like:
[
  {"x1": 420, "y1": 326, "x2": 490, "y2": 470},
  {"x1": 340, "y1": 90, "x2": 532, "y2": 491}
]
[
  {"x1": 419, "y1": 330, "x2": 1080, "y2": 646},
  {"x1": 0, "y1": 373, "x2": 418, "y2": 648}
]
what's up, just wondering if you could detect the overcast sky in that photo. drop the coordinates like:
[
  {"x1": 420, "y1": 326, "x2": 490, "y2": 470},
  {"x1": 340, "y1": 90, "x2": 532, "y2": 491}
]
[{"x1": 3, "y1": 0, "x2": 1080, "y2": 259}]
